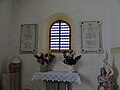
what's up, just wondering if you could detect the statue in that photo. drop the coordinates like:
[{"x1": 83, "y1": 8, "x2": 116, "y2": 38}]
[{"x1": 97, "y1": 52, "x2": 114, "y2": 90}]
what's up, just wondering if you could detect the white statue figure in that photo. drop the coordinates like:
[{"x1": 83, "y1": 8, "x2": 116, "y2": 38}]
[{"x1": 97, "y1": 52, "x2": 114, "y2": 90}]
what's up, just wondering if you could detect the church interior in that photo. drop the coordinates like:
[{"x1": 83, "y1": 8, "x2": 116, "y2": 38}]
[{"x1": 1, "y1": 0, "x2": 120, "y2": 90}]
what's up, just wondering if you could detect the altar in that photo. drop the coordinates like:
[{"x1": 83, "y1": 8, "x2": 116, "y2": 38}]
[{"x1": 32, "y1": 71, "x2": 81, "y2": 90}]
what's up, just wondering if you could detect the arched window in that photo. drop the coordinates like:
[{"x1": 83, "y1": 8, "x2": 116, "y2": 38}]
[{"x1": 49, "y1": 20, "x2": 71, "y2": 52}]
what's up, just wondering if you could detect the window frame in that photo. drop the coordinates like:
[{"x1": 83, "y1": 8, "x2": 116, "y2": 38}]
[{"x1": 49, "y1": 20, "x2": 71, "y2": 53}]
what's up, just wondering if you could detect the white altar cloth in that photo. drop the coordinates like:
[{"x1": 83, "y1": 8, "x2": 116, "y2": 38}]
[{"x1": 31, "y1": 71, "x2": 81, "y2": 84}]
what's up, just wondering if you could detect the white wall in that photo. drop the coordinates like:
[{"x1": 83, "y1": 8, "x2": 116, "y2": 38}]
[
  {"x1": 0, "y1": 0, "x2": 12, "y2": 89},
  {"x1": 110, "y1": 0, "x2": 120, "y2": 48},
  {"x1": 8, "y1": 0, "x2": 116, "y2": 90}
]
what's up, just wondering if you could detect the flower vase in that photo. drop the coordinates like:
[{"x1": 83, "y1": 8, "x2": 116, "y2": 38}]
[
  {"x1": 68, "y1": 65, "x2": 75, "y2": 73},
  {"x1": 40, "y1": 65, "x2": 48, "y2": 72}
]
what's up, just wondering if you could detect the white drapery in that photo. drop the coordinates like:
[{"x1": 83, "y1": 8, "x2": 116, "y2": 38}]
[{"x1": 32, "y1": 71, "x2": 81, "y2": 84}]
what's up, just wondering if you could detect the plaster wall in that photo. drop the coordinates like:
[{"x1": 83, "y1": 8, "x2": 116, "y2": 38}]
[
  {"x1": 8, "y1": 0, "x2": 115, "y2": 90},
  {"x1": 0, "y1": 0, "x2": 12, "y2": 89},
  {"x1": 109, "y1": 0, "x2": 120, "y2": 48}
]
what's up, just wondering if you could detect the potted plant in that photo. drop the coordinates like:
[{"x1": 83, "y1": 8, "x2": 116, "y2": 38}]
[
  {"x1": 62, "y1": 50, "x2": 81, "y2": 72},
  {"x1": 34, "y1": 52, "x2": 55, "y2": 72}
]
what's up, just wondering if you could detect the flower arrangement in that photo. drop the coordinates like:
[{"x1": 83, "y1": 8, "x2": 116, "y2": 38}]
[
  {"x1": 34, "y1": 52, "x2": 55, "y2": 66},
  {"x1": 63, "y1": 50, "x2": 81, "y2": 66}
]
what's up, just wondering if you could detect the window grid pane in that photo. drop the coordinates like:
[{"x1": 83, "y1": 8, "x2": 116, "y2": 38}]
[{"x1": 49, "y1": 20, "x2": 71, "y2": 52}]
